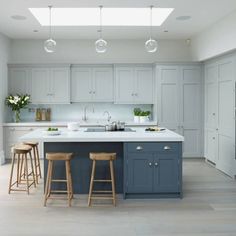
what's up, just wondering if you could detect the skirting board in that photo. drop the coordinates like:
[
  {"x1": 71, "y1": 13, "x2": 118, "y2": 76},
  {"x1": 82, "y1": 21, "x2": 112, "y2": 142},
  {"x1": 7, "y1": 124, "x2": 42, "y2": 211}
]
[{"x1": 0, "y1": 150, "x2": 5, "y2": 165}]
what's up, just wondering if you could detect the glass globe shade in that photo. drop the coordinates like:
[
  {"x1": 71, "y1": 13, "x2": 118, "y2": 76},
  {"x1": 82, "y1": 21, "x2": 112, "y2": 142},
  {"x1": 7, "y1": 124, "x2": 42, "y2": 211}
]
[
  {"x1": 44, "y1": 38, "x2": 57, "y2": 53},
  {"x1": 95, "y1": 38, "x2": 107, "y2": 53},
  {"x1": 145, "y1": 38, "x2": 158, "y2": 53}
]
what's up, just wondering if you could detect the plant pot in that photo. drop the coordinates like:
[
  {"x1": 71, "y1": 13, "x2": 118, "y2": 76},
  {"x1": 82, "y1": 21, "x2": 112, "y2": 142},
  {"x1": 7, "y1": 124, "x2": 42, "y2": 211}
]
[
  {"x1": 13, "y1": 110, "x2": 21, "y2": 123},
  {"x1": 139, "y1": 116, "x2": 149, "y2": 123},
  {"x1": 134, "y1": 116, "x2": 140, "y2": 123}
]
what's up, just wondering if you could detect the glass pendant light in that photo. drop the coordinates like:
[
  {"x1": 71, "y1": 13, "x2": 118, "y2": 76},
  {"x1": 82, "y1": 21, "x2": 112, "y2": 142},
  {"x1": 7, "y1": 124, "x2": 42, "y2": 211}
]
[
  {"x1": 145, "y1": 6, "x2": 158, "y2": 53},
  {"x1": 44, "y1": 6, "x2": 56, "y2": 53},
  {"x1": 95, "y1": 6, "x2": 107, "y2": 53}
]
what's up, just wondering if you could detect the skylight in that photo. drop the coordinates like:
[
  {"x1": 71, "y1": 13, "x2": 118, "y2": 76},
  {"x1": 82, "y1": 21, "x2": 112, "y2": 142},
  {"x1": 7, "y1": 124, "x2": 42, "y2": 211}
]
[{"x1": 29, "y1": 8, "x2": 174, "y2": 26}]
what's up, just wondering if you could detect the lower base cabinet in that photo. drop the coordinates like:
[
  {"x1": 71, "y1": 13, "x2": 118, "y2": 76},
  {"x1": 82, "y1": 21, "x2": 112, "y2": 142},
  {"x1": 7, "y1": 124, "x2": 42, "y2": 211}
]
[{"x1": 124, "y1": 142, "x2": 182, "y2": 198}]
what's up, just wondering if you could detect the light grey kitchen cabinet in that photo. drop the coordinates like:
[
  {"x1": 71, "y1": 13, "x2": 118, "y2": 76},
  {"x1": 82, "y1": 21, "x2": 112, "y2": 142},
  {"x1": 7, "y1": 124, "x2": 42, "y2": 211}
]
[
  {"x1": 31, "y1": 67, "x2": 70, "y2": 104},
  {"x1": 156, "y1": 65, "x2": 202, "y2": 158},
  {"x1": 204, "y1": 56, "x2": 236, "y2": 177},
  {"x1": 71, "y1": 66, "x2": 113, "y2": 102},
  {"x1": 115, "y1": 66, "x2": 153, "y2": 104},
  {"x1": 8, "y1": 66, "x2": 31, "y2": 95}
]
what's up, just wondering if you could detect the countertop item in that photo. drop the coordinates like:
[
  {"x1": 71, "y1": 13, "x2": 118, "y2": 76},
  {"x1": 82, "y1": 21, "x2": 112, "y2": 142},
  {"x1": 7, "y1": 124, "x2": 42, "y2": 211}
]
[{"x1": 19, "y1": 127, "x2": 184, "y2": 142}]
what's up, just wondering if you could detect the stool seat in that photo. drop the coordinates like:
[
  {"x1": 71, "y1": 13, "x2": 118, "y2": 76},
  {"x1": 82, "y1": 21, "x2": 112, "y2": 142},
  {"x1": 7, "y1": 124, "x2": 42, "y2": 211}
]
[
  {"x1": 90, "y1": 152, "x2": 116, "y2": 161},
  {"x1": 46, "y1": 153, "x2": 73, "y2": 161},
  {"x1": 23, "y1": 141, "x2": 39, "y2": 147},
  {"x1": 12, "y1": 144, "x2": 32, "y2": 154}
]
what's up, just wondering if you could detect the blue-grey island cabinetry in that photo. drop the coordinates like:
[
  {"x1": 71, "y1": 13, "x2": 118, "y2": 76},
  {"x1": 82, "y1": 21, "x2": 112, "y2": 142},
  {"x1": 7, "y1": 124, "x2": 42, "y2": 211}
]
[{"x1": 124, "y1": 142, "x2": 182, "y2": 198}]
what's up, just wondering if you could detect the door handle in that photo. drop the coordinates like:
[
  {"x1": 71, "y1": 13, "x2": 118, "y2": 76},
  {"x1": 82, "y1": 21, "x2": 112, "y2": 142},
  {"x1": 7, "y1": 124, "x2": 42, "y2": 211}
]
[
  {"x1": 136, "y1": 146, "x2": 143, "y2": 150},
  {"x1": 164, "y1": 146, "x2": 171, "y2": 150}
]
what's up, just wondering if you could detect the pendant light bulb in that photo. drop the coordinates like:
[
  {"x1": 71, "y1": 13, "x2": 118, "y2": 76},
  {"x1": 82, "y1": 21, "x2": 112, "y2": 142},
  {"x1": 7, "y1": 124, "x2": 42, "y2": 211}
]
[
  {"x1": 95, "y1": 6, "x2": 107, "y2": 53},
  {"x1": 44, "y1": 6, "x2": 56, "y2": 53},
  {"x1": 145, "y1": 6, "x2": 158, "y2": 53}
]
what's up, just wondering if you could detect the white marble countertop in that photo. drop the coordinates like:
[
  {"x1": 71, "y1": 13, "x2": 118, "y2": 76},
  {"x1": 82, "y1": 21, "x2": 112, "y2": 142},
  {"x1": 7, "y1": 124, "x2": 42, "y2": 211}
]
[
  {"x1": 19, "y1": 127, "x2": 184, "y2": 142},
  {"x1": 3, "y1": 120, "x2": 158, "y2": 127}
]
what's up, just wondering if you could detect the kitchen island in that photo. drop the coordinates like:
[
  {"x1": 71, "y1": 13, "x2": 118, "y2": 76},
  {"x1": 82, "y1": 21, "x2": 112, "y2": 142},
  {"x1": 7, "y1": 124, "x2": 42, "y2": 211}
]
[{"x1": 20, "y1": 127, "x2": 184, "y2": 199}]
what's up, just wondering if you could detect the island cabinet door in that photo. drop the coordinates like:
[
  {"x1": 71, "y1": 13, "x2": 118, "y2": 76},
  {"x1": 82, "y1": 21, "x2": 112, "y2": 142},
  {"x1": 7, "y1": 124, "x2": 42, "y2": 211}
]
[
  {"x1": 153, "y1": 154, "x2": 179, "y2": 193},
  {"x1": 127, "y1": 153, "x2": 153, "y2": 193}
]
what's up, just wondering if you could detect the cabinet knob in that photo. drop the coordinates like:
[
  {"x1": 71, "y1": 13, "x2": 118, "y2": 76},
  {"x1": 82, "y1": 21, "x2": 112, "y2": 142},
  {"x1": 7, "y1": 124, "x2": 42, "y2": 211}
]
[
  {"x1": 212, "y1": 137, "x2": 215, "y2": 140},
  {"x1": 212, "y1": 113, "x2": 216, "y2": 116},
  {"x1": 135, "y1": 93, "x2": 138, "y2": 96},
  {"x1": 136, "y1": 146, "x2": 143, "y2": 150},
  {"x1": 93, "y1": 91, "x2": 96, "y2": 94},
  {"x1": 131, "y1": 93, "x2": 134, "y2": 96},
  {"x1": 89, "y1": 91, "x2": 92, "y2": 94},
  {"x1": 216, "y1": 128, "x2": 219, "y2": 131},
  {"x1": 164, "y1": 146, "x2": 171, "y2": 150},
  {"x1": 154, "y1": 162, "x2": 158, "y2": 166},
  {"x1": 148, "y1": 162, "x2": 152, "y2": 166}
]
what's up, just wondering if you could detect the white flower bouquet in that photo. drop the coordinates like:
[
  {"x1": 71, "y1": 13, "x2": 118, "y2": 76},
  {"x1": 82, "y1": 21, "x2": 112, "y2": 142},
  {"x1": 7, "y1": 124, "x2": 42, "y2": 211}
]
[{"x1": 5, "y1": 94, "x2": 30, "y2": 122}]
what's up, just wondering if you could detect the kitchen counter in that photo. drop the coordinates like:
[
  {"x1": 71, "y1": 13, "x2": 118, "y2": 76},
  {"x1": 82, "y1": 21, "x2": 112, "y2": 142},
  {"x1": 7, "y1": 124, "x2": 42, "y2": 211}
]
[
  {"x1": 19, "y1": 127, "x2": 184, "y2": 142},
  {"x1": 19, "y1": 128, "x2": 183, "y2": 198}
]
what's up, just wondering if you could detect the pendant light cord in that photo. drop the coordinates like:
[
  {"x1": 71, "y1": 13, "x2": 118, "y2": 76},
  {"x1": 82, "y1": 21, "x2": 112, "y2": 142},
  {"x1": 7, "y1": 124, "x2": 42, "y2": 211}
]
[
  {"x1": 99, "y1": 5, "x2": 103, "y2": 39},
  {"x1": 150, "y1": 5, "x2": 153, "y2": 39}
]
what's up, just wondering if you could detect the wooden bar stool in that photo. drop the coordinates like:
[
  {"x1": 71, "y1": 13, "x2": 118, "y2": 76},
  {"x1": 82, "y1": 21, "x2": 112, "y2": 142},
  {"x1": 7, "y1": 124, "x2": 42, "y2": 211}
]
[
  {"x1": 88, "y1": 152, "x2": 116, "y2": 206},
  {"x1": 44, "y1": 153, "x2": 73, "y2": 207},
  {"x1": 23, "y1": 141, "x2": 42, "y2": 184},
  {"x1": 8, "y1": 144, "x2": 36, "y2": 194}
]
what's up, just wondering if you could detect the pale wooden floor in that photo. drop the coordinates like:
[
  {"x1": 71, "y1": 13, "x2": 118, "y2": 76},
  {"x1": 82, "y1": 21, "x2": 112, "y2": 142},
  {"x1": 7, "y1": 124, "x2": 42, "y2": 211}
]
[{"x1": 0, "y1": 159, "x2": 236, "y2": 236}]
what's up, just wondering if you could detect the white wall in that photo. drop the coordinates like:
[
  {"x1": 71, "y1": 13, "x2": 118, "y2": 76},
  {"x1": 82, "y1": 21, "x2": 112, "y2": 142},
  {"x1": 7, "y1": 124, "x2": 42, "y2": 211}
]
[
  {"x1": 191, "y1": 10, "x2": 236, "y2": 61},
  {"x1": 0, "y1": 32, "x2": 10, "y2": 164},
  {"x1": 10, "y1": 39, "x2": 192, "y2": 63}
]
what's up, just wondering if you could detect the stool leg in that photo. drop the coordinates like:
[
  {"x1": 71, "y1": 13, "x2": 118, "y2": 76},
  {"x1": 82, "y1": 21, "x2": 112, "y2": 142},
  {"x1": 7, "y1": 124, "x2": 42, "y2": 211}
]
[
  {"x1": 8, "y1": 153, "x2": 16, "y2": 194},
  {"x1": 47, "y1": 160, "x2": 53, "y2": 198},
  {"x1": 65, "y1": 161, "x2": 71, "y2": 207},
  {"x1": 67, "y1": 161, "x2": 73, "y2": 199},
  {"x1": 29, "y1": 151, "x2": 36, "y2": 188},
  {"x1": 33, "y1": 147, "x2": 39, "y2": 184},
  {"x1": 19, "y1": 154, "x2": 24, "y2": 183},
  {"x1": 88, "y1": 160, "x2": 96, "y2": 206},
  {"x1": 110, "y1": 160, "x2": 116, "y2": 206},
  {"x1": 36, "y1": 145, "x2": 42, "y2": 179},
  {"x1": 16, "y1": 154, "x2": 20, "y2": 187},
  {"x1": 44, "y1": 160, "x2": 52, "y2": 206},
  {"x1": 24, "y1": 154, "x2": 30, "y2": 195}
]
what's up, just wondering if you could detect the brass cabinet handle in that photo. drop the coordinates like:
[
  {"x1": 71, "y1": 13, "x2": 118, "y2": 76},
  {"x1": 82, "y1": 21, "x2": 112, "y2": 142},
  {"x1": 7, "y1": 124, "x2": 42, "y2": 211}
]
[
  {"x1": 164, "y1": 146, "x2": 171, "y2": 150},
  {"x1": 136, "y1": 146, "x2": 143, "y2": 150},
  {"x1": 154, "y1": 162, "x2": 158, "y2": 166},
  {"x1": 148, "y1": 162, "x2": 152, "y2": 166}
]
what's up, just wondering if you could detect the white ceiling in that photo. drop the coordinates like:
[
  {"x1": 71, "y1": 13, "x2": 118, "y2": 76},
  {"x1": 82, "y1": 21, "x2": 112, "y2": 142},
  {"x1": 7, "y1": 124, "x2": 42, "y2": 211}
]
[{"x1": 0, "y1": 0, "x2": 236, "y2": 40}]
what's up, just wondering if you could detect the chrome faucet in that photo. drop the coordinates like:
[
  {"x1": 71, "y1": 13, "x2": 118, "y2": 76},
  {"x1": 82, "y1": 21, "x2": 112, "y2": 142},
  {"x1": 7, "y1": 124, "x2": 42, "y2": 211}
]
[
  {"x1": 82, "y1": 106, "x2": 89, "y2": 122},
  {"x1": 103, "y1": 111, "x2": 111, "y2": 122}
]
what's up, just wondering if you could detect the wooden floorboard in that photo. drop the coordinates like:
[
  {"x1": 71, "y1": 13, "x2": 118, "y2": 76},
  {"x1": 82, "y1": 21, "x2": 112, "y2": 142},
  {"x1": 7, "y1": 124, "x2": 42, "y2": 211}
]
[{"x1": 0, "y1": 159, "x2": 236, "y2": 236}]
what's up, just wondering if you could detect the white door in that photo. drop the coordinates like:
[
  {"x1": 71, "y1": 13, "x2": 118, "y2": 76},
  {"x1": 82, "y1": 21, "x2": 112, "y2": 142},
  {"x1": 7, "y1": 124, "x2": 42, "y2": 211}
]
[
  {"x1": 204, "y1": 64, "x2": 218, "y2": 163},
  {"x1": 71, "y1": 67, "x2": 93, "y2": 102},
  {"x1": 93, "y1": 67, "x2": 113, "y2": 102},
  {"x1": 157, "y1": 66, "x2": 180, "y2": 133},
  {"x1": 51, "y1": 68, "x2": 70, "y2": 104},
  {"x1": 8, "y1": 68, "x2": 31, "y2": 95},
  {"x1": 180, "y1": 66, "x2": 202, "y2": 157},
  {"x1": 115, "y1": 67, "x2": 134, "y2": 104},
  {"x1": 31, "y1": 68, "x2": 50, "y2": 104},
  {"x1": 216, "y1": 59, "x2": 235, "y2": 177},
  {"x1": 135, "y1": 67, "x2": 153, "y2": 104}
]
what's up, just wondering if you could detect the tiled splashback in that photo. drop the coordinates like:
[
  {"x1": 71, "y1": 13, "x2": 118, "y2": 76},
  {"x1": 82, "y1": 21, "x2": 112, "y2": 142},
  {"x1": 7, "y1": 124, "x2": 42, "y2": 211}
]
[{"x1": 6, "y1": 103, "x2": 153, "y2": 122}]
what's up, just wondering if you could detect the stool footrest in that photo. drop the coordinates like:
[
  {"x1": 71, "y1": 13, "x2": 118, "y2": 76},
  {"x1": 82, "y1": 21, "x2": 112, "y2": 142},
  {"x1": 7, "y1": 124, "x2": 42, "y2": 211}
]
[
  {"x1": 93, "y1": 179, "x2": 112, "y2": 182},
  {"x1": 51, "y1": 180, "x2": 67, "y2": 183},
  {"x1": 91, "y1": 196, "x2": 114, "y2": 200},
  {"x1": 92, "y1": 190, "x2": 112, "y2": 193},
  {"x1": 50, "y1": 190, "x2": 69, "y2": 193}
]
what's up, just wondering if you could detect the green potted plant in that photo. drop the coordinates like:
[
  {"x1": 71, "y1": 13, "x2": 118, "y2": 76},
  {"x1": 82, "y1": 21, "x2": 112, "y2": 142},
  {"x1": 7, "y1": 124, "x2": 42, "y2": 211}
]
[
  {"x1": 133, "y1": 108, "x2": 141, "y2": 123},
  {"x1": 6, "y1": 94, "x2": 30, "y2": 122},
  {"x1": 139, "y1": 110, "x2": 151, "y2": 123}
]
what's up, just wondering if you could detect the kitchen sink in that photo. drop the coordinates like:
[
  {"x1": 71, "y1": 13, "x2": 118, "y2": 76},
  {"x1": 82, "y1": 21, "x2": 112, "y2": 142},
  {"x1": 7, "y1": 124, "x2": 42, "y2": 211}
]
[{"x1": 84, "y1": 127, "x2": 135, "y2": 132}]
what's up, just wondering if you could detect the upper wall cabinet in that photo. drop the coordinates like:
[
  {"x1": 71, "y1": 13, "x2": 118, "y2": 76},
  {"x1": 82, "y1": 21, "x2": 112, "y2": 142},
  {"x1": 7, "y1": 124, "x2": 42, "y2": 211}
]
[
  {"x1": 31, "y1": 67, "x2": 70, "y2": 104},
  {"x1": 71, "y1": 66, "x2": 113, "y2": 102},
  {"x1": 8, "y1": 67, "x2": 31, "y2": 95},
  {"x1": 115, "y1": 66, "x2": 153, "y2": 104}
]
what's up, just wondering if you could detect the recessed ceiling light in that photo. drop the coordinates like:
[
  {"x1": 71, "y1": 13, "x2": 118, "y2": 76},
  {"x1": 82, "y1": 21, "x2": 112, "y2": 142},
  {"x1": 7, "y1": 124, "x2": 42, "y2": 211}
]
[
  {"x1": 176, "y1": 15, "x2": 191, "y2": 21},
  {"x1": 29, "y1": 7, "x2": 174, "y2": 26},
  {"x1": 11, "y1": 15, "x2": 27, "y2": 20}
]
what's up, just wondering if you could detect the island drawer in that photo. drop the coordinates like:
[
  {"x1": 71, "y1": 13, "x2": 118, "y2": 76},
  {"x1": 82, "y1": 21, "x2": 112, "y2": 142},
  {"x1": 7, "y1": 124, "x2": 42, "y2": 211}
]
[{"x1": 126, "y1": 142, "x2": 180, "y2": 153}]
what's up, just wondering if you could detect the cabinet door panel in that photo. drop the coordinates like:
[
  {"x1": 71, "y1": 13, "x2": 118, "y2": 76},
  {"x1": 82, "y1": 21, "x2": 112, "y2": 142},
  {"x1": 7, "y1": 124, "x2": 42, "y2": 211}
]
[
  {"x1": 51, "y1": 68, "x2": 70, "y2": 104},
  {"x1": 135, "y1": 67, "x2": 153, "y2": 104},
  {"x1": 93, "y1": 67, "x2": 113, "y2": 102},
  {"x1": 153, "y1": 155, "x2": 179, "y2": 193},
  {"x1": 71, "y1": 68, "x2": 93, "y2": 102},
  {"x1": 115, "y1": 67, "x2": 134, "y2": 103},
  {"x1": 31, "y1": 68, "x2": 50, "y2": 103},
  {"x1": 127, "y1": 154, "x2": 153, "y2": 193},
  {"x1": 9, "y1": 68, "x2": 31, "y2": 95}
]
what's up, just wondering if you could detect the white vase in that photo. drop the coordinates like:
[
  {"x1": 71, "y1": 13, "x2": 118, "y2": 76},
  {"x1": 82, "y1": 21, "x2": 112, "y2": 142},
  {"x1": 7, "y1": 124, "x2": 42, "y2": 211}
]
[
  {"x1": 134, "y1": 116, "x2": 140, "y2": 123},
  {"x1": 139, "y1": 116, "x2": 149, "y2": 123}
]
